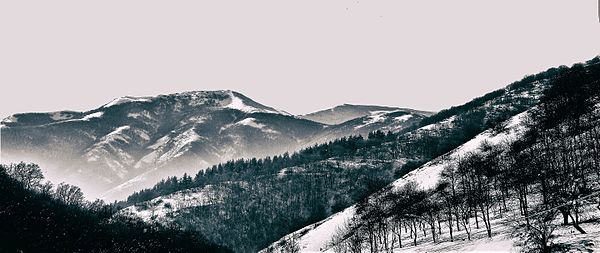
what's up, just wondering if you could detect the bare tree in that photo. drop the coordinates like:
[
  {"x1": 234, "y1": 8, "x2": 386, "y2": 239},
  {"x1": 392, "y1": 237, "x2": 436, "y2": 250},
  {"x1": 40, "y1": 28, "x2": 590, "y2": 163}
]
[
  {"x1": 55, "y1": 182, "x2": 85, "y2": 206},
  {"x1": 4, "y1": 162, "x2": 44, "y2": 190}
]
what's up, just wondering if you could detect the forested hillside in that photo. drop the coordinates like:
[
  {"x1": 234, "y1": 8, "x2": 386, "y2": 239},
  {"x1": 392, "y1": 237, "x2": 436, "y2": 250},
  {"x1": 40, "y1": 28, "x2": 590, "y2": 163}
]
[
  {"x1": 296, "y1": 57, "x2": 600, "y2": 252},
  {"x1": 0, "y1": 162, "x2": 230, "y2": 253}
]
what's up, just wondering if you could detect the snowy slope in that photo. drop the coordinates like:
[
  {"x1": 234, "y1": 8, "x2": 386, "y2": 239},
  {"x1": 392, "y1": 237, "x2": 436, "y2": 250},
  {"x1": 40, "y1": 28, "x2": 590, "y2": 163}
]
[
  {"x1": 310, "y1": 110, "x2": 428, "y2": 145},
  {"x1": 302, "y1": 104, "x2": 433, "y2": 125},
  {"x1": 117, "y1": 185, "x2": 216, "y2": 223}
]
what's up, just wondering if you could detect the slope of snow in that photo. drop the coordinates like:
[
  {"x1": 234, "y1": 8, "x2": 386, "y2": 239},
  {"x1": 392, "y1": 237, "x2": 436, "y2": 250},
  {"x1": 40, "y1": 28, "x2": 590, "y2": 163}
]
[
  {"x1": 353, "y1": 112, "x2": 389, "y2": 129},
  {"x1": 157, "y1": 128, "x2": 203, "y2": 163},
  {"x1": 148, "y1": 135, "x2": 170, "y2": 150},
  {"x1": 394, "y1": 114, "x2": 413, "y2": 122},
  {"x1": 81, "y1": 111, "x2": 104, "y2": 121},
  {"x1": 419, "y1": 116, "x2": 456, "y2": 131},
  {"x1": 235, "y1": 118, "x2": 279, "y2": 134},
  {"x1": 226, "y1": 92, "x2": 268, "y2": 113},
  {"x1": 1, "y1": 115, "x2": 17, "y2": 123},
  {"x1": 103, "y1": 96, "x2": 152, "y2": 108},
  {"x1": 118, "y1": 186, "x2": 215, "y2": 222},
  {"x1": 84, "y1": 125, "x2": 135, "y2": 178},
  {"x1": 392, "y1": 112, "x2": 526, "y2": 191},
  {"x1": 225, "y1": 91, "x2": 290, "y2": 115},
  {"x1": 99, "y1": 125, "x2": 131, "y2": 144},
  {"x1": 297, "y1": 207, "x2": 356, "y2": 252}
]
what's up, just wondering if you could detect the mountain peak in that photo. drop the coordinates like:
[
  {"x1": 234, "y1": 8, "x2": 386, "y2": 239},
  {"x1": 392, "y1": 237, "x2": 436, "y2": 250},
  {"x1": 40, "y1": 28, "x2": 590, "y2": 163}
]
[{"x1": 100, "y1": 90, "x2": 291, "y2": 116}]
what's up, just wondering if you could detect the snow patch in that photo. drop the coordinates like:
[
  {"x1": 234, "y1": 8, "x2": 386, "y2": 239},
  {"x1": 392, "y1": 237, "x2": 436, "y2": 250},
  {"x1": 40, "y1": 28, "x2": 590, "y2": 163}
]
[
  {"x1": 103, "y1": 96, "x2": 151, "y2": 108},
  {"x1": 81, "y1": 112, "x2": 104, "y2": 121},
  {"x1": 156, "y1": 128, "x2": 203, "y2": 164},
  {"x1": 118, "y1": 186, "x2": 216, "y2": 222},
  {"x1": 420, "y1": 115, "x2": 456, "y2": 130},
  {"x1": 225, "y1": 90, "x2": 289, "y2": 115},
  {"x1": 2, "y1": 115, "x2": 17, "y2": 123},
  {"x1": 225, "y1": 92, "x2": 265, "y2": 113},
  {"x1": 228, "y1": 118, "x2": 280, "y2": 134},
  {"x1": 354, "y1": 112, "x2": 388, "y2": 129},
  {"x1": 393, "y1": 114, "x2": 413, "y2": 122},
  {"x1": 127, "y1": 111, "x2": 153, "y2": 120}
]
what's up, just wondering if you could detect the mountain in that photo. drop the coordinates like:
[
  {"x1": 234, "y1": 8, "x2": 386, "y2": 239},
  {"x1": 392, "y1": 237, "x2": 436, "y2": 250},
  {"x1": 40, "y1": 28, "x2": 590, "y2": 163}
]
[
  {"x1": 1, "y1": 90, "x2": 321, "y2": 200},
  {"x1": 0, "y1": 90, "x2": 427, "y2": 201},
  {"x1": 114, "y1": 57, "x2": 580, "y2": 252},
  {"x1": 302, "y1": 104, "x2": 433, "y2": 125}
]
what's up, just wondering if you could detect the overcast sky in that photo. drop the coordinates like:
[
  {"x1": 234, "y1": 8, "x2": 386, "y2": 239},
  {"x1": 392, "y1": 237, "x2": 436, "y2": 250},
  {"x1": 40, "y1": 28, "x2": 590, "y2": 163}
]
[{"x1": 1, "y1": 1, "x2": 599, "y2": 119}]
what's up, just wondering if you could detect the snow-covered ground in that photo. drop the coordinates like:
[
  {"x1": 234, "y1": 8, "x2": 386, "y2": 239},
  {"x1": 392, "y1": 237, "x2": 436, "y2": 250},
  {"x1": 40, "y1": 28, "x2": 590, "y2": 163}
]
[
  {"x1": 103, "y1": 96, "x2": 152, "y2": 108},
  {"x1": 117, "y1": 185, "x2": 216, "y2": 223},
  {"x1": 225, "y1": 90, "x2": 290, "y2": 115}
]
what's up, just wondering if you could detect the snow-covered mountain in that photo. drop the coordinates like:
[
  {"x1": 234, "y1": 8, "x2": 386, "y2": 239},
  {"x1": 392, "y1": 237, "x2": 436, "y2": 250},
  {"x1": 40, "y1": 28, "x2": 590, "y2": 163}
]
[
  {"x1": 313, "y1": 109, "x2": 427, "y2": 144},
  {"x1": 302, "y1": 104, "x2": 432, "y2": 125},
  {"x1": 0, "y1": 90, "x2": 427, "y2": 200}
]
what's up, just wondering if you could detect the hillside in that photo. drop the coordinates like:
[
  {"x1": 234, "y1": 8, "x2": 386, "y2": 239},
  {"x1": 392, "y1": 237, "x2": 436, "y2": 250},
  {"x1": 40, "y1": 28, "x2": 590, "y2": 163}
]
[
  {"x1": 0, "y1": 162, "x2": 230, "y2": 253},
  {"x1": 263, "y1": 109, "x2": 531, "y2": 252},
  {"x1": 264, "y1": 57, "x2": 600, "y2": 253}
]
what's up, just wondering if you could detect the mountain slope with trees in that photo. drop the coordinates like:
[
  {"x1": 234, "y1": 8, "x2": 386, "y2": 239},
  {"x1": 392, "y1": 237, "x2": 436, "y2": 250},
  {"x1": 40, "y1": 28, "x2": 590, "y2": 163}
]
[
  {"x1": 0, "y1": 162, "x2": 230, "y2": 253},
  {"x1": 265, "y1": 57, "x2": 600, "y2": 252}
]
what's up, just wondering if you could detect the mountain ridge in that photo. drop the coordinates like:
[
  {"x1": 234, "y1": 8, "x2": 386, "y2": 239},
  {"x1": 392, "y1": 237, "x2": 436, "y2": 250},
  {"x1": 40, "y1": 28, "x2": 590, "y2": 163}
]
[{"x1": 1, "y1": 90, "x2": 427, "y2": 201}]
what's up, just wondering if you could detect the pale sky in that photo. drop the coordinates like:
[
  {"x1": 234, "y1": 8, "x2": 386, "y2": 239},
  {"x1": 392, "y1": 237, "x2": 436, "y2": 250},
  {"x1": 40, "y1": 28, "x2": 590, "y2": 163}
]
[{"x1": 1, "y1": 1, "x2": 599, "y2": 119}]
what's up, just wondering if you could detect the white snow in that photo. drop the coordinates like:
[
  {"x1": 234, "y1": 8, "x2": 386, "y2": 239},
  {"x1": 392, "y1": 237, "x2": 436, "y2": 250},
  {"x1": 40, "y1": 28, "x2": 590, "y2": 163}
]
[
  {"x1": 103, "y1": 126, "x2": 131, "y2": 143},
  {"x1": 2, "y1": 115, "x2": 17, "y2": 123},
  {"x1": 148, "y1": 135, "x2": 170, "y2": 150},
  {"x1": 354, "y1": 112, "x2": 388, "y2": 129},
  {"x1": 393, "y1": 111, "x2": 528, "y2": 191},
  {"x1": 84, "y1": 125, "x2": 135, "y2": 173},
  {"x1": 394, "y1": 114, "x2": 413, "y2": 122},
  {"x1": 127, "y1": 111, "x2": 153, "y2": 120},
  {"x1": 299, "y1": 207, "x2": 356, "y2": 252},
  {"x1": 420, "y1": 116, "x2": 456, "y2": 131},
  {"x1": 225, "y1": 92, "x2": 265, "y2": 113},
  {"x1": 81, "y1": 111, "x2": 104, "y2": 121},
  {"x1": 118, "y1": 186, "x2": 216, "y2": 222},
  {"x1": 139, "y1": 129, "x2": 206, "y2": 168},
  {"x1": 225, "y1": 90, "x2": 290, "y2": 115},
  {"x1": 187, "y1": 115, "x2": 207, "y2": 124},
  {"x1": 156, "y1": 128, "x2": 203, "y2": 164},
  {"x1": 222, "y1": 117, "x2": 280, "y2": 134},
  {"x1": 103, "y1": 96, "x2": 152, "y2": 108}
]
